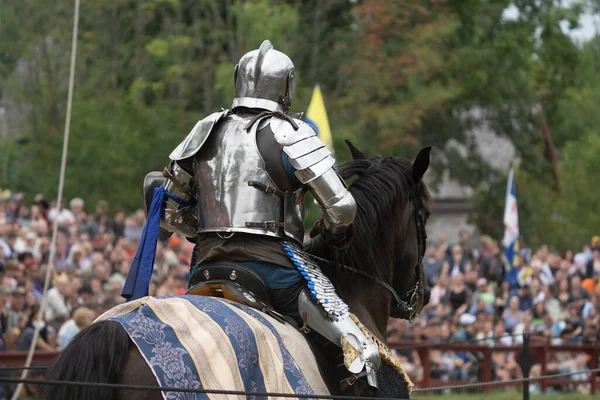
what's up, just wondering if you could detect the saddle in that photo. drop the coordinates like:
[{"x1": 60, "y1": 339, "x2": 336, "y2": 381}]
[{"x1": 186, "y1": 261, "x2": 293, "y2": 326}]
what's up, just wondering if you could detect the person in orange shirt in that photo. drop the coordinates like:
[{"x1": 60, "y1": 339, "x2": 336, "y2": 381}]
[{"x1": 581, "y1": 272, "x2": 597, "y2": 295}]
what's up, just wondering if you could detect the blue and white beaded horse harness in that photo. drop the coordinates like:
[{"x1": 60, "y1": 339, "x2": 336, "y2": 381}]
[{"x1": 282, "y1": 191, "x2": 428, "y2": 323}]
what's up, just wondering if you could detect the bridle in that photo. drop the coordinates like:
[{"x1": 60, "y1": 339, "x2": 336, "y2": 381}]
[
  {"x1": 308, "y1": 190, "x2": 428, "y2": 323},
  {"x1": 396, "y1": 191, "x2": 428, "y2": 322}
]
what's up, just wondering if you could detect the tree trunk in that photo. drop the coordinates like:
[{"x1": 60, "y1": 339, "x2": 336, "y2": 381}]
[{"x1": 538, "y1": 108, "x2": 561, "y2": 193}]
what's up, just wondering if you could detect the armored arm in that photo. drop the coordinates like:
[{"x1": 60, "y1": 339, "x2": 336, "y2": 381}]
[
  {"x1": 143, "y1": 160, "x2": 198, "y2": 241},
  {"x1": 274, "y1": 119, "x2": 356, "y2": 243}
]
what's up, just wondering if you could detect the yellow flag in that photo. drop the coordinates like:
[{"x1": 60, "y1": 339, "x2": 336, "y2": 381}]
[{"x1": 305, "y1": 85, "x2": 334, "y2": 154}]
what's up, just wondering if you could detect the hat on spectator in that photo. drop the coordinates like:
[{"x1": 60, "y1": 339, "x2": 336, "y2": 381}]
[
  {"x1": 592, "y1": 236, "x2": 600, "y2": 247},
  {"x1": 53, "y1": 272, "x2": 69, "y2": 285},
  {"x1": 458, "y1": 313, "x2": 476, "y2": 326}
]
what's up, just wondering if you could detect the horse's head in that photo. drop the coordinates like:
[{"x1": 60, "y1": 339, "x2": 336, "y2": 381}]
[{"x1": 337, "y1": 140, "x2": 432, "y2": 335}]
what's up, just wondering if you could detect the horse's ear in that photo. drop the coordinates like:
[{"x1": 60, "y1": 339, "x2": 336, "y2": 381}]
[
  {"x1": 412, "y1": 146, "x2": 432, "y2": 183},
  {"x1": 345, "y1": 140, "x2": 366, "y2": 160}
]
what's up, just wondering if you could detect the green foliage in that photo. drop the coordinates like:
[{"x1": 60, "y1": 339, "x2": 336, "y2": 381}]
[
  {"x1": 5, "y1": 97, "x2": 194, "y2": 211},
  {"x1": 520, "y1": 131, "x2": 600, "y2": 250},
  {"x1": 2, "y1": 0, "x2": 600, "y2": 248}
]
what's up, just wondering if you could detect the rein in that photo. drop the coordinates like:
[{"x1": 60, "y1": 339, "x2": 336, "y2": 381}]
[{"x1": 305, "y1": 252, "x2": 418, "y2": 318}]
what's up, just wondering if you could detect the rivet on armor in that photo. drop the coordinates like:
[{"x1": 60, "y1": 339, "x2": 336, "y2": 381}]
[
  {"x1": 203, "y1": 270, "x2": 210, "y2": 280},
  {"x1": 230, "y1": 270, "x2": 237, "y2": 281}
]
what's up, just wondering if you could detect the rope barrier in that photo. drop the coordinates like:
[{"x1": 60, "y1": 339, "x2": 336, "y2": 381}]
[
  {"x1": 0, "y1": 376, "x2": 409, "y2": 400},
  {"x1": 11, "y1": 0, "x2": 81, "y2": 399},
  {"x1": 0, "y1": 365, "x2": 50, "y2": 372},
  {"x1": 0, "y1": 367, "x2": 597, "y2": 398},
  {"x1": 412, "y1": 367, "x2": 600, "y2": 393}
]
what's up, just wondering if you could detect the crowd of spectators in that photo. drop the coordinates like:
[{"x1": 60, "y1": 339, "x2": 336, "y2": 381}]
[
  {"x1": 1, "y1": 188, "x2": 599, "y2": 395},
  {"x1": 0, "y1": 189, "x2": 194, "y2": 358},
  {"x1": 388, "y1": 229, "x2": 600, "y2": 394}
]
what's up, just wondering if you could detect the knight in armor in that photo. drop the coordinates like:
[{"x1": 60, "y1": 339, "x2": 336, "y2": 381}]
[{"x1": 142, "y1": 40, "x2": 381, "y2": 388}]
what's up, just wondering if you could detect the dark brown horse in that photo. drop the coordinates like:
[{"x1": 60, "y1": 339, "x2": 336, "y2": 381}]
[{"x1": 40, "y1": 141, "x2": 432, "y2": 400}]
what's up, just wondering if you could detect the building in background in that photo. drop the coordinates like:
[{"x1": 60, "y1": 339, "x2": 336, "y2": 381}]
[{"x1": 425, "y1": 109, "x2": 517, "y2": 242}]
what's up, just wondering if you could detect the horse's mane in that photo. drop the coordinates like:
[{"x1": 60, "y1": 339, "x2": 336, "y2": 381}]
[{"x1": 336, "y1": 155, "x2": 431, "y2": 289}]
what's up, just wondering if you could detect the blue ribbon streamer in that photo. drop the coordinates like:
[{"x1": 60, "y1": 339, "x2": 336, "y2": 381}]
[{"x1": 122, "y1": 186, "x2": 190, "y2": 301}]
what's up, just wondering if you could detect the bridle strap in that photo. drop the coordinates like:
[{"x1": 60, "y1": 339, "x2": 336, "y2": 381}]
[{"x1": 305, "y1": 253, "x2": 413, "y2": 313}]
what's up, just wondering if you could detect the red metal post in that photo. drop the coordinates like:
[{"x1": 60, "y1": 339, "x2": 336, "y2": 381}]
[
  {"x1": 540, "y1": 343, "x2": 548, "y2": 393},
  {"x1": 590, "y1": 346, "x2": 598, "y2": 395},
  {"x1": 418, "y1": 346, "x2": 431, "y2": 392},
  {"x1": 481, "y1": 347, "x2": 492, "y2": 392}
]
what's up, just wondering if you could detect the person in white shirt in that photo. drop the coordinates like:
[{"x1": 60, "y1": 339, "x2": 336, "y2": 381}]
[
  {"x1": 48, "y1": 201, "x2": 76, "y2": 228},
  {"x1": 44, "y1": 274, "x2": 72, "y2": 324}
]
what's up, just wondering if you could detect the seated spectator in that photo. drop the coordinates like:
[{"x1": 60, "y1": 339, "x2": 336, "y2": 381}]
[
  {"x1": 57, "y1": 306, "x2": 95, "y2": 349},
  {"x1": 44, "y1": 273, "x2": 72, "y2": 326},
  {"x1": 429, "y1": 274, "x2": 449, "y2": 307},
  {"x1": 517, "y1": 286, "x2": 533, "y2": 311},
  {"x1": 513, "y1": 310, "x2": 533, "y2": 344},
  {"x1": 448, "y1": 273, "x2": 471, "y2": 313},
  {"x1": 469, "y1": 295, "x2": 494, "y2": 316},
  {"x1": 424, "y1": 245, "x2": 442, "y2": 287},
  {"x1": 585, "y1": 245, "x2": 600, "y2": 278},
  {"x1": 503, "y1": 296, "x2": 521, "y2": 333},
  {"x1": 569, "y1": 274, "x2": 590, "y2": 303},
  {"x1": 442, "y1": 245, "x2": 472, "y2": 278},
  {"x1": 16, "y1": 305, "x2": 56, "y2": 352}
]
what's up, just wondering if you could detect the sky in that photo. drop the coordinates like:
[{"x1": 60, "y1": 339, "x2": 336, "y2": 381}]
[
  {"x1": 504, "y1": 3, "x2": 600, "y2": 43},
  {"x1": 568, "y1": 12, "x2": 600, "y2": 42}
]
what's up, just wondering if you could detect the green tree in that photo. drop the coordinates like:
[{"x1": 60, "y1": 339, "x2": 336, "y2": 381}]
[{"x1": 515, "y1": 131, "x2": 600, "y2": 251}]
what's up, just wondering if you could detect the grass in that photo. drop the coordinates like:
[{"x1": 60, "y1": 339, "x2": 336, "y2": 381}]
[{"x1": 413, "y1": 391, "x2": 590, "y2": 400}]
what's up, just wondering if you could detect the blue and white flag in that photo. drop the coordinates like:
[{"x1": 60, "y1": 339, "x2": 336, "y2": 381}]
[{"x1": 503, "y1": 166, "x2": 520, "y2": 287}]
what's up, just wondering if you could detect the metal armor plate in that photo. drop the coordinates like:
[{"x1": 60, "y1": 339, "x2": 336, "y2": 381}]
[
  {"x1": 143, "y1": 172, "x2": 166, "y2": 217},
  {"x1": 194, "y1": 112, "x2": 304, "y2": 244},
  {"x1": 169, "y1": 109, "x2": 230, "y2": 161},
  {"x1": 143, "y1": 169, "x2": 198, "y2": 239},
  {"x1": 273, "y1": 120, "x2": 336, "y2": 184}
]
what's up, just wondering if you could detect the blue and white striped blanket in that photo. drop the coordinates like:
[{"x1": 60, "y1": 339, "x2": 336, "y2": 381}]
[{"x1": 96, "y1": 295, "x2": 328, "y2": 400}]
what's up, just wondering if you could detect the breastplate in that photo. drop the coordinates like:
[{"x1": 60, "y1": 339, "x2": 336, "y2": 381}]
[{"x1": 194, "y1": 113, "x2": 304, "y2": 244}]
